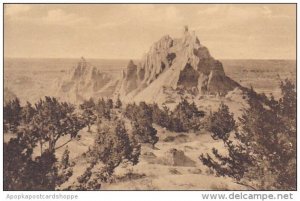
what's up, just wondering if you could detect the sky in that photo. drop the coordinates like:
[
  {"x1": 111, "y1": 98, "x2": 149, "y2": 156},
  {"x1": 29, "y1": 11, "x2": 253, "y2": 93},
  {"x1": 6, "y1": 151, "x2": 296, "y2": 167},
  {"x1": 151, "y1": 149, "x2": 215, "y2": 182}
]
[{"x1": 4, "y1": 4, "x2": 296, "y2": 60}]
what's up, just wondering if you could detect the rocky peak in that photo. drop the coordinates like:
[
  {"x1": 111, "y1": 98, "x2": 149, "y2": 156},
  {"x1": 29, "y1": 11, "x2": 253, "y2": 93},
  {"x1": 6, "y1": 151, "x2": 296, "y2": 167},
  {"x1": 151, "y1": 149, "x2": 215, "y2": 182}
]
[
  {"x1": 150, "y1": 35, "x2": 173, "y2": 53},
  {"x1": 126, "y1": 60, "x2": 137, "y2": 74},
  {"x1": 72, "y1": 57, "x2": 88, "y2": 80},
  {"x1": 70, "y1": 57, "x2": 109, "y2": 83},
  {"x1": 58, "y1": 57, "x2": 113, "y2": 102},
  {"x1": 120, "y1": 27, "x2": 240, "y2": 104}
]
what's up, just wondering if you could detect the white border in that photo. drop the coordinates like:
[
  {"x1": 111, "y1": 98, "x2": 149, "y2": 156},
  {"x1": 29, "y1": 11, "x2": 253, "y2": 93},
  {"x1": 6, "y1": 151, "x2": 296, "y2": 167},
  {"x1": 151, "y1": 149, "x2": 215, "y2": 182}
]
[{"x1": 0, "y1": 1, "x2": 299, "y2": 201}]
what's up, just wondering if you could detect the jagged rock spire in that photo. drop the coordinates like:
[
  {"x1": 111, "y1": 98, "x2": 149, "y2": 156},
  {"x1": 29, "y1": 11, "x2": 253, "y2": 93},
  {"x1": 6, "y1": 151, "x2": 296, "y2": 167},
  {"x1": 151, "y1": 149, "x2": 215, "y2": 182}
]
[
  {"x1": 58, "y1": 57, "x2": 113, "y2": 103},
  {"x1": 120, "y1": 27, "x2": 240, "y2": 104}
]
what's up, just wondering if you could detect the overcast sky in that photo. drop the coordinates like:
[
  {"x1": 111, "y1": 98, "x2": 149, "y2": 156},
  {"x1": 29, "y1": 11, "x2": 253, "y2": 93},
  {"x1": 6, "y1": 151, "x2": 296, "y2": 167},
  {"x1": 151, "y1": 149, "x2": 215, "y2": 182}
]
[{"x1": 4, "y1": 4, "x2": 296, "y2": 59}]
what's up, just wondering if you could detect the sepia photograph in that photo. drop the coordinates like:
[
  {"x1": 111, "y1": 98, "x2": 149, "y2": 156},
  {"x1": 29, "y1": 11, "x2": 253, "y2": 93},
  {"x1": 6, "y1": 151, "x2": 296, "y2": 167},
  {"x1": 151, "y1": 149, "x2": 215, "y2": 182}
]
[{"x1": 2, "y1": 3, "x2": 297, "y2": 191}]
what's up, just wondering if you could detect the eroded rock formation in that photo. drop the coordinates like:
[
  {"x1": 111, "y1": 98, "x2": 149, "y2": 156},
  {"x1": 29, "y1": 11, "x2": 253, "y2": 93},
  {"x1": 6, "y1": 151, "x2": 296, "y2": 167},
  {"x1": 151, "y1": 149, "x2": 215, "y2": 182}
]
[
  {"x1": 57, "y1": 57, "x2": 117, "y2": 102},
  {"x1": 120, "y1": 27, "x2": 240, "y2": 104}
]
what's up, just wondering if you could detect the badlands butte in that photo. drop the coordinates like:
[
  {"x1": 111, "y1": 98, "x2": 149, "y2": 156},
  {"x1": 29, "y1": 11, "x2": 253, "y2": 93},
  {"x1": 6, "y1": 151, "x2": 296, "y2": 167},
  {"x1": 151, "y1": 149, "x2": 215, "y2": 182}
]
[{"x1": 56, "y1": 27, "x2": 244, "y2": 110}]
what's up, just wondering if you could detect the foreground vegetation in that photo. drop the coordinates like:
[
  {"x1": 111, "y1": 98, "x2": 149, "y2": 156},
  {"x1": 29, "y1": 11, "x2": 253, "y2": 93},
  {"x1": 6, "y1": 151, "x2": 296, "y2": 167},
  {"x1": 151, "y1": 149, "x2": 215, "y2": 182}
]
[
  {"x1": 201, "y1": 79, "x2": 296, "y2": 190},
  {"x1": 3, "y1": 79, "x2": 296, "y2": 190}
]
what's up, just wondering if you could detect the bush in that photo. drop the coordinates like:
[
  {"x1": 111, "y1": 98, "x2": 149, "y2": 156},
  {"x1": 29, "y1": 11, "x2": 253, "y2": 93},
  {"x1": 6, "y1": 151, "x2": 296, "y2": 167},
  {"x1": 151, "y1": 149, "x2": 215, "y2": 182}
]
[
  {"x1": 4, "y1": 97, "x2": 86, "y2": 190},
  {"x1": 125, "y1": 99, "x2": 205, "y2": 134},
  {"x1": 200, "y1": 79, "x2": 296, "y2": 190},
  {"x1": 171, "y1": 99, "x2": 205, "y2": 132},
  {"x1": 131, "y1": 119, "x2": 158, "y2": 147},
  {"x1": 125, "y1": 102, "x2": 158, "y2": 147},
  {"x1": 151, "y1": 103, "x2": 171, "y2": 128},
  {"x1": 30, "y1": 97, "x2": 85, "y2": 154},
  {"x1": 151, "y1": 99, "x2": 205, "y2": 132},
  {"x1": 106, "y1": 98, "x2": 114, "y2": 109},
  {"x1": 80, "y1": 98, "x2": 97, "y2": 132},
  {"x1": 77, "y1": 166, "x2": 93, "y2": 184},
  {"x1": 115, "y1": 96, "x2": 122, "y2": 109},
  {"x1": 61, "y1": 146, "x2": 70, "y2": 169},
  {"x1": 56, "y1": 167, "x2": 73, "y2": 186},
  {"x1": 4, "y1": 98, "x2": 22, "y2": 132},
  {"x1": 93, "y1": 120, "x2": 140, "y2": 167},
  {"x1": 96, "y1": 98, "x2": 111, "y2": 120},
  {"x1": 76, "y1": 119, "x2": 141, "y2": 190},
  {"x1": 208, "y1": 102, "x2": 235, "y2": 140},
  {"x1": 4, "y1": 134, "x2": 58, "y2": 190}
]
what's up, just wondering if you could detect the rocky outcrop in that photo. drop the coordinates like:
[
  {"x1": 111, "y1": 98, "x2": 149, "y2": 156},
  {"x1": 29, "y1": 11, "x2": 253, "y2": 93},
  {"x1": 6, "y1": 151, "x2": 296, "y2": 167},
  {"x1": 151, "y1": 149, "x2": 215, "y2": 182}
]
[
  {"x1": 121, "y1": 60, "x2": 138, "y2": 95},
  {"x1": 177, "y1": 63, "x2": 200, "y2": 90},
  {"x1": 164, "y1": 149, "x2": 196, "y2": 167},
  {"x1": 55, "y1": 28, "x2": 240, "y2": 104},
  {"x1": 57, "y1": 57, "x2": 117, "y2": 102},
  {"x1": 120, "y1": 27, "x2": 240, "y2": 104}
]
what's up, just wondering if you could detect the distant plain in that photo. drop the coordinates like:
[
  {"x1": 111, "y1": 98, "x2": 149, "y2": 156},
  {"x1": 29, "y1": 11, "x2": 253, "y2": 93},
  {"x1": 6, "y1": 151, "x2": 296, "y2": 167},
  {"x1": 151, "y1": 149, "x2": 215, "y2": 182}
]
[{"x1": 4, "y1": 58, "x2": 296, "y2": 104}]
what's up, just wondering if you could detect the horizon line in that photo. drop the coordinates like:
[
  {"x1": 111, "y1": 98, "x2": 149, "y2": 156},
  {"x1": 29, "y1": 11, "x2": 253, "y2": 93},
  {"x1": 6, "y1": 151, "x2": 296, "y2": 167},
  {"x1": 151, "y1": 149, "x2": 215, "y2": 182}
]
[{"x1": 3, "y1": 57, "x2": 297, "y2": 61}]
